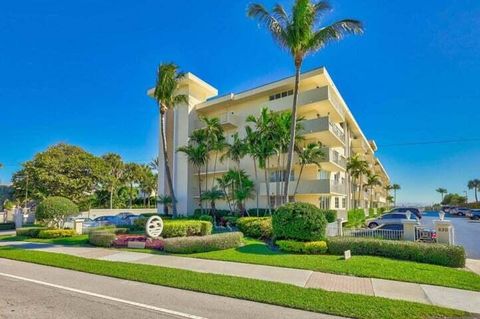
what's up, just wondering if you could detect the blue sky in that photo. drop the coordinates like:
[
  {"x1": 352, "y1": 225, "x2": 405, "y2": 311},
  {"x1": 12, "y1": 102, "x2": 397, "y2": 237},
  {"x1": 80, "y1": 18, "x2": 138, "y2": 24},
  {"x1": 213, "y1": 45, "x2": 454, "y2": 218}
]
[{"x1": 1, "y1": 1, "x2": 479, "y2": 205}]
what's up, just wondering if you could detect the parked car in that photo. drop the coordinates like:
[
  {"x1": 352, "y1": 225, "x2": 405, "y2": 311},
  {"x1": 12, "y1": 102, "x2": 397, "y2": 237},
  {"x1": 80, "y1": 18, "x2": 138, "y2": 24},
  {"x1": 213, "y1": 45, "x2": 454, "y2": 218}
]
[
  {"x1": 93, "y1": 215, "x2": 121, "y2": 226},
  {"x1": 470, "y1": 209, "x2": 480, "y2": 220},
  {"x1": 387, "y1": 207, "x2": 422, "y2": 219},
  {"x1": 366, "y1": 212, "x2": 419, "y2": 229},
  {"x1": 116, "y1": 212, "x2": 137, "y2": 225},
  {"x1": 350, "y1": 223, "x2": 408, "y2": 240},
  {"x1": 63, "y1": 217, "x2": 98, "y2": 229},
  {"x1": 450, "y1": 207, "x2": 471, "y2": 217}
]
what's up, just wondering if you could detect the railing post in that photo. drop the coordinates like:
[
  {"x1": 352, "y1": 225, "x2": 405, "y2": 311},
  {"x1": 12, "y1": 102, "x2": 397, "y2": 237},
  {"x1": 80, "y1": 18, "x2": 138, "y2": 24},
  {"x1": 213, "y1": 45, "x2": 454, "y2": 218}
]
[
  {"x1": 402, "y1": 219, "x2": 417, "y2": 241},
  {"x1": 336, "y1": 218, "x2": 343, "y2": 236}
]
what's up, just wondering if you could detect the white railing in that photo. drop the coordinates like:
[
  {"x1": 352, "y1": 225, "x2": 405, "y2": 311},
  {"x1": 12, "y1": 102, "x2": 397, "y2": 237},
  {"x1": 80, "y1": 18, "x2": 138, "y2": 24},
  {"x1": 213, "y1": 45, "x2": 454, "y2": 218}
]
[{"x1": 343, "y1": 229, "x2": 404, "y2": 241}]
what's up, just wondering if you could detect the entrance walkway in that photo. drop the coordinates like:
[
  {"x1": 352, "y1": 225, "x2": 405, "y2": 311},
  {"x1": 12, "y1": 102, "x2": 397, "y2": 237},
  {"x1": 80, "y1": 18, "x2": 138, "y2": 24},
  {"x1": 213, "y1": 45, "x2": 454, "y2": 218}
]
[{"x1": 1, "y1": 241, "x2": 479, "y2": 314}]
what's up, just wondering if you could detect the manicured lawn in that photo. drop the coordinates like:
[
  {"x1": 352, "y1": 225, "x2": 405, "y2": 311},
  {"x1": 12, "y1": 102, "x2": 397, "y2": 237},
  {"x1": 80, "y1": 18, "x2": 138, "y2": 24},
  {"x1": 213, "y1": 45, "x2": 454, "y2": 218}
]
[
  {"x1": 181, "y1": 239, "x2": 480, "y2": 292},
  {"x1": 0, "y1": 234, "x2": 89, "y2": 246},
  {"x1": 0, "y1": 247, "x2": 466, "y2": 319}
]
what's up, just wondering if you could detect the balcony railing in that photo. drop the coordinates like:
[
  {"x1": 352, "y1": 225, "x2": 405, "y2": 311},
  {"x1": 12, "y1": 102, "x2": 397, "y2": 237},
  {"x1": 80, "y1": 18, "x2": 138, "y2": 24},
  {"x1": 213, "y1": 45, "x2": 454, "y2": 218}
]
[
  {"x1": 301, "y1": 117, "x2": 345, "y2": 145},
  {"x1": 196, "y1": 112, "x2": 239, "y2": 129},
  {"x1": 322, "y1": 147, "x2": 346, "y2": 169},
  {"x1": 260, "y1": 179, "x2": 345, "y2": 195}
]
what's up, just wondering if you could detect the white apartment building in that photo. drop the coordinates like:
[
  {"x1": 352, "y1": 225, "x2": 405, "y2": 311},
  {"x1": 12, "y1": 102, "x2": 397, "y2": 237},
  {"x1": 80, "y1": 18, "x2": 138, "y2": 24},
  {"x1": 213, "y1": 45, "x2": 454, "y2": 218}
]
[{"x1": 148, "y1": 67, "x2": 390, "y2": 218}]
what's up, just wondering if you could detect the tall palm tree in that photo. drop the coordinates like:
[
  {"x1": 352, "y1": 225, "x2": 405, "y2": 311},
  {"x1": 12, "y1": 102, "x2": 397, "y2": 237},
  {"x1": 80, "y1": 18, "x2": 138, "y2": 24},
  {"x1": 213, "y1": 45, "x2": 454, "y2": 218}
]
[
  {"x1": 177, "y1": 143, "x2": 207, "y2": 212},
  {"x1": 102, "y1": 153, "x2": 125, "y2": 209},
  {"x1": 123, "y1": 163, "x2": 142, "y2": 209},
  {"x1": 467, "y1": 179, "x2": 480, "y2": 203},
  {"x1": 248, "y1": 0, "x2": 363, "y2": 202},
  {"x1": 391, "y1": 183, "x2": 401, "y2": 207},
  {"x1": 365, "y1": 172, "x2": 381, "y2": 209},
  {"x1": 153, "y1": 63, "x2": 188, "y2": 217},
  {"x1": 157, "y1": 194, "x2": 173, "y2": 215},
  {"x1": 294, "y1": 142, "x2": 325, "y2": 197},
  {"x1": 201, "y1": 186, "x2": 224, "y2": 225},
  {"x1": 346, "y1": 154, "x2": 369, "y2": 209},
  {"x1": 148, "y1": 157, "x2": 160, "y2": 172},
  {"x1": 223, "y1": 133, "x2": 247, "y2": 193},
  {"x1": 201, "y1": 116, "x2": 224, "y2": 190},
  {"x1": 245, "y1": 125, "x2": 261, "y2": 215},
  {"x1": 435, "y1": 187, "x2": 448, "y2": 203}
]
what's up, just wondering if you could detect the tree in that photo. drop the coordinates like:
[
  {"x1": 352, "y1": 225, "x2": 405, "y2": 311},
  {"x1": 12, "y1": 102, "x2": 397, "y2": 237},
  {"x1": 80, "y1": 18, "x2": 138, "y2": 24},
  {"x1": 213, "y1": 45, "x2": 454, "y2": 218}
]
[
  {"x1": 346, "y1": 154, "x2": 369, "y2": 209},
  {"x1": 123, "y1": 163, "x2": 143, "y2": 209},
  {"x1": 442, "y1": 193, "x2": 467, "y2": 206},
  {"x1": 153, "y1": 63, "x2": 189, "y2": 217},
  {"x1": 157, "y1": 194, "x2": 173, "y2": 215},
  {"x1": 365, "y1": 172, "x2": 381, "y2": 209},
  {"x1": 223, "y1": 132, "x2": 247, "y2": 196},
  {"x1": 177, "y1": 142, "x2": 207, "y2": 212},
  {"x1": 101, "y1": 153, "x2": 125, "y2": 209},
  {"x1": 200, "y1": 116, "x2": 225, "y2": 189},
  {"x1": 201, "y1": 186, "x2": 224, "y2": 224},
  {"x1": 139, "y1": 165, "x2": 157, "y2": 208},
  {"x1": 435, "y1": 188, "x2": 448, "y2": 203},
  {"x1": 391, "y1": 183, "x2": 401, "y2": 206},
  {"x1": 11, "y1": 143, "x2": 105, "y2": 206},
  {"x1": 248, "y1": 0, "x2": 363, "y2": 203},
  {"x1": 294, "y1": 142, "x2": 325, "y2": 197},
  {"x1": 467, "y1": 179, "x2": 480, "y2": 203},
  {"x1": 36, "y1": 196, "x2": 79, "y2": 228}
]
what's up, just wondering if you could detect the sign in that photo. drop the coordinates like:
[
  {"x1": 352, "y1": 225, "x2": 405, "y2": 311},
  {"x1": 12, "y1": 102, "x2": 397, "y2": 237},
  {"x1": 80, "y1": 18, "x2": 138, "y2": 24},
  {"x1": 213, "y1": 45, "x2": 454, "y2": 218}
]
[
  {"x1": 145, "y1": 216, "x2": 164, "y2": 238},
  {"x1": 344, "y1": 250, "x2": 351, "y2": 260}
]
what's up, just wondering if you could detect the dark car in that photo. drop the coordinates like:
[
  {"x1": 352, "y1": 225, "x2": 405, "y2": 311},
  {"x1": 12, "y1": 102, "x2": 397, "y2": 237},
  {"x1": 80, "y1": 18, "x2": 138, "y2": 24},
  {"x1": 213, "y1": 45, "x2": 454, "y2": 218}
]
[
  {"x1": 349, "y1": 223, "x2": 406, "y2": 240},
  {"x1": 93, "y1": 215, "x2": 121, "y2": 226},
  {"x1": 366, "y1": 212, "x2": 419, "y2": 228},
  {"x1": 471, "y1": 209, "x2": 480, "y2": 220},
  {"x1": 388, "y1": 207, "x2": 422, "y2": 219}
]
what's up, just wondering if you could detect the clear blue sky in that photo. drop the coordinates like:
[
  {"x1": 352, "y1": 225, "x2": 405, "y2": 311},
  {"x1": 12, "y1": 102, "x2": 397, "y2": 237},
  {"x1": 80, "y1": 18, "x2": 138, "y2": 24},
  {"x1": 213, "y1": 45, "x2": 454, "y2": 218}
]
[{"x1": 1, "y1": 1, "x2": 479, "y2": 205}]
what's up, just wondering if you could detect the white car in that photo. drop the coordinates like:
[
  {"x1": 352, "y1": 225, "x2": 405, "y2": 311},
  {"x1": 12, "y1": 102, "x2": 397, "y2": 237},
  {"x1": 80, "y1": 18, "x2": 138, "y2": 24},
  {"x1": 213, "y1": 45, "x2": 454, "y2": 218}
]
[
  {"x1": 451, "y1": 207, "x2": 471, "y2": 217},
  {"x1": 63, "y1": 217, "x2": 98, "y2": 229}
]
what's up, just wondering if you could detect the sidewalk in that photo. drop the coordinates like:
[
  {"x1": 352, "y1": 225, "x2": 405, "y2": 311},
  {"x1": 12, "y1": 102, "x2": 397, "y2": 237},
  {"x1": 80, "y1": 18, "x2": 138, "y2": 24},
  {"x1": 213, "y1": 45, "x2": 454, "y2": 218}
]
[{"x1": 1, "y1": 241, "x2": 479, "y2": 314}]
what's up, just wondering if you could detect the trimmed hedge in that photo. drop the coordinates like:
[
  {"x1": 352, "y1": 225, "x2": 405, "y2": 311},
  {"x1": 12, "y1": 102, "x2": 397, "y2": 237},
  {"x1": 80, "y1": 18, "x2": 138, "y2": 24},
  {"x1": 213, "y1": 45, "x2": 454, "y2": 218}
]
[
  {"x1": 162, "y1": 220, "x2": 212, "y2": 238},
  {"x1": 37, "y1": 229, "x2": 77, "y2": 239},
  {"x1": 36, "y1": 196, "x2": 79, "y2": 227},
  {"x1": 327, "y1": 237, "x2": 466, "y2": 268},
  {"x1": 164, "y1": 232, "x2": 243, "y2": 254},
  {"x1": 320, "y1": 209, "x2": 337, "y2": 223},
  {"x1": 222, "y1": 216, "x2": 238, "y2": 226},
  {"x1": 237, "y1": 217, "x2": 272, "y2": 239},
  {"x1": 346, "y1": 209, "x2": 366, "y2": 228},
  {"x1": 247, "y1": 208, "x2": 275, "y2": 217},
  {"x1": 0, "y1": 222, "x2": 15, "y2": 230},
  {"x1": 272, "y1": 202, "x2": 327, "y2": 241},
  {"x1": 276, "y1": 240, "x2": 328, "y2": 254},
  {"x1": 16, "y1": 227, "x2": 47, "y2": 238},
  {"x1": 88, "y1": 231, "x2": 116, "y2": 247}
]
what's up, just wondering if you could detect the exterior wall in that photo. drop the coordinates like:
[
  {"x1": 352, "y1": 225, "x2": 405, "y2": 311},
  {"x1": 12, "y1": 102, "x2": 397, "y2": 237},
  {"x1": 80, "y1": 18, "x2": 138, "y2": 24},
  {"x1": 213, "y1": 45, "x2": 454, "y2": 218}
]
[{"x1": 150, "y1": 68, "x2": 390, "y2": 215}]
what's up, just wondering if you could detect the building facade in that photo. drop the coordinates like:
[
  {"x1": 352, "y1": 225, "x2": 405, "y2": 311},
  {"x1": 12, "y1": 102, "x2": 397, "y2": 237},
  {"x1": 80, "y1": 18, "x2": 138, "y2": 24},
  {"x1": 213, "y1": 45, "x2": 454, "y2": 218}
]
[{"x1": 148, "y1": 67, "x2": 390, "y2": 218}]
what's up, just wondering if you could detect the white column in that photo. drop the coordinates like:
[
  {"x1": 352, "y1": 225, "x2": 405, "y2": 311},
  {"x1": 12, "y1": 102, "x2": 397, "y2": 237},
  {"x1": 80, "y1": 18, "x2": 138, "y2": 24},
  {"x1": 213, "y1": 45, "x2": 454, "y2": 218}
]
[
  {"x1": 402, "y1": 219, "x2": 418, "y2": 241},
  {"x1": 157, "y1": 117, "x2": 166, "y2": 215},
  {"x1": 173, "y1": 104, "x2": 190, "y2": 215},
  {"x1": 434, "y1": 220, "x2": 454, "y2": 245}
]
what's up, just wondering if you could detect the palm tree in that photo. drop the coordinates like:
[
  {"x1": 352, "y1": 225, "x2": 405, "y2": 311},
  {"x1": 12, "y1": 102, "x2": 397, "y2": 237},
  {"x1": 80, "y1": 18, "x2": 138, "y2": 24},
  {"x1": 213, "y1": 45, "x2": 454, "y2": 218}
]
[
  {"x1": 223, "y1": 133, "x2": 247, "y2": 193},
  {"x1": 148, "y1": 157, "x2": 160, "y2": 172},
  {"x1": 201, "y1": 186, "x2": 224, "y2": 225},
  {"x1": 294, "y1": 142, "x2": 325, "y2": 197},
  {"x1": 201, "y1": 116, "x2": 224, "y2": 190},
  {"x1": 248, "y1": 0, "x2": 363, "y2": 202},
  {"x1": 153, "y1": 63, "x2": 189, "y2": 217},
  {"x1": 102, "y1": 153, "x2": 125, "y2": 209},
  {"x1": 245, "y1": 125, "x2": 261, "y2": 215},
  {"x1": 391, "y1": 183, "x2": 401, "y2": 207},
  {"x1": 157, "y1": 195, "x2": 173, "y2": 215},
  {"x1": 216, "y1": 174, "x2": 234, "y2": 213},
  {"x1": 123, "y1": 163, "x2": 142, "y2": 209},
  {"x1": 467, "y1": 179, "x2": 480, "y2": 203},
  {"x1": 138, "y1": 165, "x2": 157, "y2": 207},
  {"x1": 365, "y1": 172, "x2": 381, "y2": 209},
  {"x1": 346, "y1": 154, "x2": 369, "y2": 209},
  {"x1": 177, "y1": 143, "x2": 207, "y2": 212},
  {"x1": 435, "y1": 187, "x2": 448, "y2": 203}
]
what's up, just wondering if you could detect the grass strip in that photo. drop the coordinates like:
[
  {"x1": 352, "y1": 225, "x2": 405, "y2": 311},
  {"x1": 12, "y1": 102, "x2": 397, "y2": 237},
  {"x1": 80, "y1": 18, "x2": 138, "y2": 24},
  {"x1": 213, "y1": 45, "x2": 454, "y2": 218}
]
[{"x1": 0, "y1": 246, "x2": 466, "y2": 319}]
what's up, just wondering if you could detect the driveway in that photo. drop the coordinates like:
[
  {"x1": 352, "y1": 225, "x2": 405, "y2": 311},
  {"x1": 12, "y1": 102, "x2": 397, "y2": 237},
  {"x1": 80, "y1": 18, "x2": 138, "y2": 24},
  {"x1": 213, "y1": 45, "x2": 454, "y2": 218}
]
[{"x1": 422, "y1": 211, "x2": 479, "y2": 259}]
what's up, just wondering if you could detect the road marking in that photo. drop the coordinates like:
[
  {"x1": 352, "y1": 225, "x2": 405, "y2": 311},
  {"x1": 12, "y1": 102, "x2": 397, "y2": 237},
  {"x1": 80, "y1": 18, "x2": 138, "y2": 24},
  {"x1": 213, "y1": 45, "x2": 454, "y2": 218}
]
[{"x1": 0, "y1": 272, "x2": 208, "y2": 319}]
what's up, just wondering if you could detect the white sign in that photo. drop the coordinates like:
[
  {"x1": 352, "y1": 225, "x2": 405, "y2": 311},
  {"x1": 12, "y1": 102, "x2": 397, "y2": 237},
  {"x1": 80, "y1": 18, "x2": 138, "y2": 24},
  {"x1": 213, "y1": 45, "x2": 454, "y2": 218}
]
[
  {"x1": 344, "y1": 250, "x2": 351, "y2": 260},
  {"x1": 145, "y1": 216, "x2": 164, "y2": 238}
]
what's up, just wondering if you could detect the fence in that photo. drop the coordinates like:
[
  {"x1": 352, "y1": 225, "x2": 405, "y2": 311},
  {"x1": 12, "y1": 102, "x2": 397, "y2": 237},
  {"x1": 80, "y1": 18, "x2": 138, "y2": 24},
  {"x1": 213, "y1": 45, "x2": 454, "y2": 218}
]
[
  {"x1": 342, "y1": 228, "x2": 404, "y2": 241},
  {"x1": 325, "y1": 221, "x2": 339, "y2": 237}
]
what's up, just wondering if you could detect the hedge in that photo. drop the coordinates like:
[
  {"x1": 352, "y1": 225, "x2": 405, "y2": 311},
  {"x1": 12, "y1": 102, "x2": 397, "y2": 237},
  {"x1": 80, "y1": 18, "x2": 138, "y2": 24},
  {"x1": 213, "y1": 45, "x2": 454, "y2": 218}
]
[
  {"x1": 236, "y1": 217, "x2": 272, "y2": 239},
  {"x1": 164, "y1": 232, "x2": 243, "y2": 254},
  {"x1": 246, "y1": 208, "x2": 275, "y2": 217},
  {"x1": 194, "y1": 209, "x2": 230, "y2": 217},
  {"x1": 276, "y1": 240, "x2": 328, "y2": 254},
  {"x1": 37, "y1": 229, "x2": 77, "y2": 239},
  {"x1": 16, "y1": 227, "x2": 47, "y2": 238},
  {"x1": 162, "y1": 220, "x2": 212, "y2": 238},
  {"x1": 345, "y1": 209, "x2": 366, "y2": 228},
  {"x1": 272, "y1": 202, "x2": 327, "y2": 241},
  {"x1": 36, "y1": 196, "x2": 79, "y2": 228},
  {"x1": 327, "y1": 237, "x2": 466, "y2": 268},
  {"x1": 88, "y1": 231, "x2": 116, "y2": 247},
  {"x1": 0, "y1": 222, "x2": 15, "y2": 230},
  {"x1": 320, "y1": 209, "x2": 337, "y2": 223}
]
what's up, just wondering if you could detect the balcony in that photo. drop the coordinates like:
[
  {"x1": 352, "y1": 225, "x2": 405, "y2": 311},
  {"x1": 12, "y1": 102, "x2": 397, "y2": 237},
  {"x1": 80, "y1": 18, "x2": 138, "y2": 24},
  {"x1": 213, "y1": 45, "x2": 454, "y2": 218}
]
[
  {"x1": 266, "y1": 86, "x2": 345, "y2": 122},
  {"x1": 197, "y1": 112, "x2": 240, "y2": 130},
  {"x1": 193, "y1": 160, "x2": 230, "y2": 176},
  {"x1": 259, "y1": 179, "x2": 345, "y2": 196},
  {"x1": 300, "y1": 117, "x2": 345, "y2": 146},
  {"x1": 351, "y1": 138, "x2": 369, "y2": 153},
  {"x1": 320, "y1": 147, "x2": 346, "y2": 171}
]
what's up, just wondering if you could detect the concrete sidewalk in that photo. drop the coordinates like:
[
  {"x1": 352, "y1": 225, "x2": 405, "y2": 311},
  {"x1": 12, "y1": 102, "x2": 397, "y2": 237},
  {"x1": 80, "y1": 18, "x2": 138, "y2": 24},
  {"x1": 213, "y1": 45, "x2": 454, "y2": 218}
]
[{"x1": 1, "y1": 241, "x2": 479, "y2": 314}]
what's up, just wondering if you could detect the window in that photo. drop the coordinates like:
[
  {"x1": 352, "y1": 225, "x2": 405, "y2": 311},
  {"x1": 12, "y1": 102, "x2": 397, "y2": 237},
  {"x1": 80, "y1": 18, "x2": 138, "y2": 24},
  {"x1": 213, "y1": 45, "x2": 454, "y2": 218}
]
[
  {"x1": 342, "y1": 197, "x2": 346, "y2": 208},
  {"x1": 269, "y1": 170, "x2": 294, "y2": 182},
  {"x1": 317, "y1": 170, "x2": 330, "y2": 180},
  {"x1": 381, "y1": 214, "x2": 393, "y2": 219},
  {"x1": 335, "y1": 197, "x2": 339, "y2": 209},
  {"x1": 269, "y1": 89, "x2": 294, "y2": 101},
  {"x1": 319, "y1": 196, "x2": 330, "y2": 210}
]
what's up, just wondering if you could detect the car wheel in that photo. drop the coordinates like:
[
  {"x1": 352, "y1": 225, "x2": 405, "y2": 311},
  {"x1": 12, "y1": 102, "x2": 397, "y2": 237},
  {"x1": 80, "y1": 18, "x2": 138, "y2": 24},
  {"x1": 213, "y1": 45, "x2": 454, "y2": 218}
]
[
  {"x1": 473, "y1": 216, "x2": 480, "y2": 220},
  {"x1": 368, "y1": 222, "x2": 378, "y2": 229}
]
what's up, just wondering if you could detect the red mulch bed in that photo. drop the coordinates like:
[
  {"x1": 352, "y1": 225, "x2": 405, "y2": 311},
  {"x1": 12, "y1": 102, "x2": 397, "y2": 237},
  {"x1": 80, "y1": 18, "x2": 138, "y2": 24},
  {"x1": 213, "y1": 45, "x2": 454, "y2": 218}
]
[{"x1": 113, "y1": 234, "x2": 164, "y2": 250}]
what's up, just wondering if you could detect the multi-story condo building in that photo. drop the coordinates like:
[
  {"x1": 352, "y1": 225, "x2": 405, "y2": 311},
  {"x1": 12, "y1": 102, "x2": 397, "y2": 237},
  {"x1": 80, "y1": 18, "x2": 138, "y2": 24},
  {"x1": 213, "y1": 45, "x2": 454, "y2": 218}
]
[{"x1": 148, "y1": 67, "x2": 390, "y2": 218}]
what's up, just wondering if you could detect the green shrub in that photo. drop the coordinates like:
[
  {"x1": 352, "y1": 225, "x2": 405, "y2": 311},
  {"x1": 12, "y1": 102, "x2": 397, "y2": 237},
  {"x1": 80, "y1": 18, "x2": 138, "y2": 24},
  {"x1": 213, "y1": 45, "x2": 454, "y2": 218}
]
[
  {"x1": 36, "y1": 197, "x2": 79, "y2": 228},
  {"x1": 16, "y1": 227, "x2": 47, "y2": 238},
  {"x1": 37, "y1": 229, "x2": 77, "y2": 239},
  {"x1": 276, "y1": 240, "x2": 328, "y2": 254},
  {"x1": 345, "y1": 209, "x2": 366, "y2": 228},
  {"x1": 223, "y1": 216, "x2": 238, "y2": 226},
  {"x1": 327, "y1": 237, "x2": 466, "y2": 268},
  {"x1": 378, "y1": 207, "x2": 387, "y2": 214},
  {"x1": 88, "y1": 231, "x2": 116, "y2": 247},
  {"x1": 0, "y1": 222, "x2": 15, "y2": 230},
  {"x1": 237, "y1": 217, "x2": 272, "y2": 239},
  {"x1": 164, "y1": 232, "x2": 243, "y2": 254},
  {"x1": 368, "y1": 208, "x2": 375, "y2": 217},
  {"x1": 247, "y1": 208, "x2": 275, "y2": 217},
  {"x1": 320, "y1": 209, "x2": 337, "y2": 223},
  {"x1": 197, "y1": 214, "x2": 214, "y2": 223},
  {"x1": 162, "y1": 220, "x2": 212, "y2": 238},
  {"x1": 272, "y1": 202, "x2": 327, "y2": 241},
  {"x1": 194, "y1": 209, "x2": 230, "y2": 217}
]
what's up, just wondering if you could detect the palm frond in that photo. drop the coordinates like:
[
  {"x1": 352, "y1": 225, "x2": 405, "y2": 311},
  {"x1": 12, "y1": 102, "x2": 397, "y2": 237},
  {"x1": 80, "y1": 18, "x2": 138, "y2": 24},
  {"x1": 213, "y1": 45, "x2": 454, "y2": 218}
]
[
  {"x1": 247, "y1": 3, "x2": 288, "y2": 48},
  {"x1": 309, "y1": 19, "x2": 363, "y2": 51}
]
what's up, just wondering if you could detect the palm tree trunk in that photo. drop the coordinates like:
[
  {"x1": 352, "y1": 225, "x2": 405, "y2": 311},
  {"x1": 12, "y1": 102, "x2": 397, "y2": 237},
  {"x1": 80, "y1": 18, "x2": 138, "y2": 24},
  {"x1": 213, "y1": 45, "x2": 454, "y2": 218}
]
[
  {"x1": 475, "y1": 187, "x2": 478, "y2": 203},
  {"x1": 160, "y1": 112, "x2": 178, "y2": 217},
  {"x1": 109, "y1": 186, "x2": 113, "y2": 209},
  {"x1": 352, "y1": 177, "x2": 357, "y2": 209},
  {"x1": 265, "y1": 158, "x2": 272, "y2": 215},
  {"x1": 283, "y1": 61, "x2": 302, "y2": 204},
  {"x1": 253, "y1": 157, "x2": 259, "y2": 216},
  {"x1": 275, "y1": 154, "x2": 281, "y2": 207},
  {"x1": 204, "y1": 158, "x2": 209, "y2": 193},
  {"x1": 211, "y1": 152, "x2": 218, "y2": 189},
  {"x1": 197, "y1": 166, "x2": 203, "y2": 213},
  {"x1": 129, "y1": 182, "x2": 133, "y2": 209},
  {"x1": 394, "y1": 189, "x2": 397, "y2": 206},
  {"x1": 293, "y1": 164, "x2": 304, "y2": 200}
]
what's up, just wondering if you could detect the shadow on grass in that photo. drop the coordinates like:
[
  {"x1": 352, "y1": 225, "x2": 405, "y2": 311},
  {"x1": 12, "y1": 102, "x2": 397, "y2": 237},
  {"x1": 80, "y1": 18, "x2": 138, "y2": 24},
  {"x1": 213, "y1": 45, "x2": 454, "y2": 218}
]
[{"x1": 235, "y1": 243, "x2": 285, "y2": 256}]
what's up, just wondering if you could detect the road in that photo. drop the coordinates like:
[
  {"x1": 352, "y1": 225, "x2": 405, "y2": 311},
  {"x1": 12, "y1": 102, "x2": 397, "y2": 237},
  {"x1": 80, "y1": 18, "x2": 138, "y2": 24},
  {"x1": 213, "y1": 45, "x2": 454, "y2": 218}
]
[
  {"x1": 422, "y1": 211, "x2": 480, "y2": 259},
  {"x1": 0, "y1": 258, "x2": 341, "y2": 319}
]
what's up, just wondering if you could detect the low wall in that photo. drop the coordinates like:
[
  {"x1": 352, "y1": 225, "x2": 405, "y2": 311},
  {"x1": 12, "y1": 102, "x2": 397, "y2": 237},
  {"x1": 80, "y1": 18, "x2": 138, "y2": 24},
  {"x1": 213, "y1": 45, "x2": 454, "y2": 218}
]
[{"x1": 79, "y1": 208, "x2": 158, "y2": 219}]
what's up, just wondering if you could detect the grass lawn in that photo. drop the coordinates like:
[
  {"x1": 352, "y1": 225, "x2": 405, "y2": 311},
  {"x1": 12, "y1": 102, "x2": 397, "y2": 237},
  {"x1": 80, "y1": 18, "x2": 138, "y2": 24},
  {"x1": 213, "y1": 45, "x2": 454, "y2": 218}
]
[
  {"x1": 0, "y1": 234, "x2": 89, "y2": 246},
  {"x1": 178, "y1": 239, "x2": 480, "y2": 292},
  {"x1": 0, "y1": 247, "x2": 466, "y2": 319}
]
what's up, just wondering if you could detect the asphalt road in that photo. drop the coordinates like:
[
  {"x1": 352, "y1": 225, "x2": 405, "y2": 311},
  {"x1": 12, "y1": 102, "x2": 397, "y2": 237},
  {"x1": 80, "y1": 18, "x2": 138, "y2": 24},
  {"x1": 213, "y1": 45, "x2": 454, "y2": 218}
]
[
  {"x1": 0, "y1": 258, "x2": 341, "y2": 319},
  {"x1": 422, "y1": 211, "x2": 480, "y2": 259}
]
